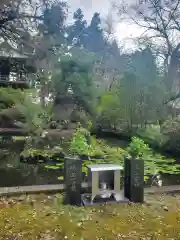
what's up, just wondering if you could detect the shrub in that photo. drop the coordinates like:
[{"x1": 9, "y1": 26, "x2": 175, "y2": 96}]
[
  {"x1": 161, "y1": 116, "x2": 180, "y2": 153},
  {"x1": 126, "y1": 136, "x2": 150, "y2": 159},
  {"x1": 126, "y1": 137, "x2": 180, "y2": 178},
  {"x1": 98, "y1": 140, "x2": 125, "y2": 164},
  {"x1": 137, "y1": 125, "x2": 167, "y2": 147},
  {"x1": 69, "y1": 126, "x2": 90, "y2": 156}
]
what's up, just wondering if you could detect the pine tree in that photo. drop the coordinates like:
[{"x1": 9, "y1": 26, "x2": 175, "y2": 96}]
[
  {"x1": 84, "y1": 13, "x2": 106, "y2": 54},
  {"x1": 67, "y1": 8, "x2": 87, "y2": 46}
]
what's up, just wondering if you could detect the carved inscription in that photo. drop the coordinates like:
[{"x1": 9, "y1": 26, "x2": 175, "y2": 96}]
[
  {"x1": 68, "y1": 163, "x2": 77, "y2": 192},
  {"x1": 64, "y1": 158, "x2": 82, "y2": 205},
  {"x1": 133, "y1": 162, "x2": 141, "y2": 187}
]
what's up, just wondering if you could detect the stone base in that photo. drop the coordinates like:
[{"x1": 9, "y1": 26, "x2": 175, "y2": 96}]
[{"x1": 81, "y1": 192, "x2": 129, "y2": 206}]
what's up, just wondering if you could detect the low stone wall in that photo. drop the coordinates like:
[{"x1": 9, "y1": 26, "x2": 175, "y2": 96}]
[{"x1": 1, "y1": 183, "x2": 180, "y2": 197}]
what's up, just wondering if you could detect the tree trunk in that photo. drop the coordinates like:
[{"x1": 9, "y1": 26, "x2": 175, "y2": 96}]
[{"x1": 167, "y1": 43, "x2": 180, "y2": 93}]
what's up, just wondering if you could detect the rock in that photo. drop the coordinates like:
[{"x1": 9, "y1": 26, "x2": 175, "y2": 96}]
[
  {"x1": 45, "y1": 212, "x2": 51, "y2": 216},
  {"x1": 77, "y1": 222, "x2": 82, "y2": 227},
  {"x1": 4, "y1": 218, "x2": 10, "y2": 223},
  {"x1": 128, "y1": 202, "x2": 134, "y2": 206},
  {"x1": 8, "y1": 199, "x2": 16, "y2": 205},
  {"x1": 18, "y1": 196, "x2": 25, "y2": 202},
  {"x1": 163, "y1": 206, "x2": 168, "y2": 211}
]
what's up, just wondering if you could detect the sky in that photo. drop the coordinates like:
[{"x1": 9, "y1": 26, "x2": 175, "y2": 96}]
[{"x1": 67, "y1": 0, "x2": 144, "y2": 50}]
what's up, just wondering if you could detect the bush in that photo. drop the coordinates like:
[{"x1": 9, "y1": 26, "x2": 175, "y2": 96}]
[
  {"x1": 69, "y1": 126, "x2": 90, "y2": 156},
  {"x1": 126, "y1": 137, "x2": 150, "y2": 159},
  {"x1": 69, "y1": 127, "x2": 126, "y2": 175},
  {"x1": 161, "y1": 116, "x2": 180, "y2": 137},
  {"x1": 126, "y1": 137, "x2": 180, "y2": 178},
  {"x1": 98, "y1": 140, "x2": 125, "y2": 164},
  {"x1": 161, "y1": 116, "x2": 180, "y2": 153},
  {"x1": 137, "y1": 125, "x2": 167, "y2": 148}
]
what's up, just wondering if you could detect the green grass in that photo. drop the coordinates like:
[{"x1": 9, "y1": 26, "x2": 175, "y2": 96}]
[{"x1": 0, "y1": 193, "x2": 180, "y2": 239}]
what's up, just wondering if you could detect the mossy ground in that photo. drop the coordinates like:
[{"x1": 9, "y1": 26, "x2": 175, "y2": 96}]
[{"x1": 0, "y1": 193, "x2": 180, "y2": 239}]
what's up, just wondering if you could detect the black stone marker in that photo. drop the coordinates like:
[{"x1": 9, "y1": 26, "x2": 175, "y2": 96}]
[
  {"x1": 124, "y1": 158, "x2": 131, "y2": 200},
  {"x1": 64, "y1": 156, "x2": 82, "y2": 206},
  {"x1": 124, "y1": 158, "x2": 144, "y2": 203}
]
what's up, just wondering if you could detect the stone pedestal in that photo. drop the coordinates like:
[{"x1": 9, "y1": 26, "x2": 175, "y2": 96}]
[
  {"x1": 124, "y1": 158, "x2": 144, "y2": 203},
  {"x1": 64, "y1": 157, "x2": 82, "y2": 206}
]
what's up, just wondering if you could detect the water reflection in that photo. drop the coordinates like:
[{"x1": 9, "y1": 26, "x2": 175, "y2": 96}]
[
  {"x1": 0, "y1": 152, "x2": 62, "y2": 187},
  {"x1": 0, "y1": 139, "x2": 180, "y2": 187},
  {"x1": 0, "y1": 157, "x2": 180, "y2": 188}
]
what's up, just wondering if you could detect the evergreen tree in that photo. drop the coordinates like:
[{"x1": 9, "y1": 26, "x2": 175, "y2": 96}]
[
  {"x1": 52, "y1": 54, "x2": 96, "y2": 117},
  {"x1": 121, "y1": 47, "x2": 157, "y2": 84},
  {"x1": 118, "y1": 48, "x2": 167, "y2": 128},
  {"x1": 67, "y1": 8, "x2": 87, "y2": 46},
  {"x1": 84, "y1": 12, "x2": 106, "y2": 54},
  {"x1": 109, "y1": 40, "x2": 120, "y2": 58}
]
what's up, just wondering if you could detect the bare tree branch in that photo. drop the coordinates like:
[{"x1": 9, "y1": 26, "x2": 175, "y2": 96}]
[{"x1": 115, "y1": 0, "x2": 180, "y2": 93}]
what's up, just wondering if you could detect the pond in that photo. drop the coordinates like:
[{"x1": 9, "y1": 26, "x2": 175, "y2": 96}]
[
  {"x1": 0, "y1": 156, "x2": 180, "y2": 187},
  {"x1": 98, "y1": 136, "x2": 180, "y2": 187},
  {"x1": 0, "y1": 137, "x2": 180, "y2": 188}
]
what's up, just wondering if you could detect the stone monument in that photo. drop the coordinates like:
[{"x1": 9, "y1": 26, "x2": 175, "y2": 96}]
[
  {"x1": 64, "y1": 156, "x2": 82, "y2": 206},
  {"x1": 124, "y1": 158, "x2": 144, "y2": 203}
]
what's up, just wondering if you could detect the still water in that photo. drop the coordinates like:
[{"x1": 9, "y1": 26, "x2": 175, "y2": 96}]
[
  {"x1": 0, "y1": 137, "x2": 180, "y2": 188},
  {"x1": 0, "y1": 154, "x2": 179, "y2": 187}
]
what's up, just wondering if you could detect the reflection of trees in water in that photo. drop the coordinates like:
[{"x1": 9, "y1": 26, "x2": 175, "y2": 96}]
[
  {"x1": 0, "y1": 140, "x2": 38, "y2": 185},
  {"x1": 1, "y1": 151, "x2": 34, "y2": 177},
  {"x1": 0, "y1": 137, "x2": 180, "y2": 187},
  {"x1": 0, "y1": 140, "x2": 61, "y2": 187}
]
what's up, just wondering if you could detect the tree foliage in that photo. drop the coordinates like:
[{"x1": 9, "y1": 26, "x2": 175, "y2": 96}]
[
  {"x1": 0, "y1": 0, "x2": 68, "y2": 60},
  {"x1": 1, "y1": 1, "x2": 180, "y2": 174},
  {"x1": 115, "y1": 0, "x2": 180, "y2": 94},
  {"x1": 126, "y1": 137, "x2": 180, "y2": 176}
]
